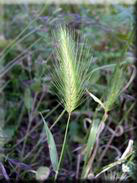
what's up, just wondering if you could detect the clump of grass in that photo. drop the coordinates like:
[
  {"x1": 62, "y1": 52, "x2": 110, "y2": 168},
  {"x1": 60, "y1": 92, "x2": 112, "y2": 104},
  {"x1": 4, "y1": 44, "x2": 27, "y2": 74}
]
[
  {"x1": 52, "y1": 26, "x2": 91, "y2": 180},
  {"x1": 81, "y1": 62, "x2": 125, "y2": 179}
]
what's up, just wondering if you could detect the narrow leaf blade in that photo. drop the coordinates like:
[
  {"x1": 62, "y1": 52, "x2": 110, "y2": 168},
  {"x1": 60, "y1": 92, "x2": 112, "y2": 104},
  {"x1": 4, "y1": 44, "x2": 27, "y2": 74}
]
[
  {"x1": 87, "y1": 89, "x2": 106, "y2": 111},
  {"x1": 40, "y1": 113, "x2": 58, "y2": 171}
]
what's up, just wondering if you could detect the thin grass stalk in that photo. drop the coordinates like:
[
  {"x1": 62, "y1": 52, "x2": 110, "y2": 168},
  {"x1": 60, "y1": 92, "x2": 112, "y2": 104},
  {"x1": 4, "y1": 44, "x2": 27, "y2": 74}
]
[
  {"x1": 0, "y1": 38, "x2": 41, "y2": 77},
  {"x1": 20, "y1": 92, "x2": 38, "y2": 160},
  {"x1": 50, "y1": 109, "x2": 66, "y2": 130},
  {"x1": 0, "y1": 4, "x2": 47, "y2": 60},
  {"x1": 0, "y1": 4, "x2": 5, "y2": 161},
  {"x1": 0, "y1": 27, "x2": 41, "y2": 63},
  {"x1": 54, "y1": 112, "x2": 71, "y2": 180}
]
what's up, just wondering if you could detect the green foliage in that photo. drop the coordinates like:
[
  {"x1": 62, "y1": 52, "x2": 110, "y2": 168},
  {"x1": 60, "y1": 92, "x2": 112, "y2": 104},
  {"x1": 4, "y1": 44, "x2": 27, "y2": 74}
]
[
  {"x1": 82, "y1": 118, "x2": 100, "y2": 178},
  {"x1": 24, "y1": 88, "x2": 33, "y2": 110},
  {"x1": 0, "y1": 4, "x2": 134, "y2": 181},
  {"x1": 41, "y1": 113, "x2": 58, "y2": 172}
]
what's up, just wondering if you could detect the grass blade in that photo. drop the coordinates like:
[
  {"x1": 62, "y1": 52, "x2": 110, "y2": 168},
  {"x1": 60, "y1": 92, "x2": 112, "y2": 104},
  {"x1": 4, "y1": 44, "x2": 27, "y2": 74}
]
[
  {"x1": 40, "y1": 112, "x2": 58, "y2": 172},
  {"x1": 86, "y1": 89, "x2": 106, "y2": 111},
  {"x1": 81, "y1": 118, "x2": 100, "y2": 178}
]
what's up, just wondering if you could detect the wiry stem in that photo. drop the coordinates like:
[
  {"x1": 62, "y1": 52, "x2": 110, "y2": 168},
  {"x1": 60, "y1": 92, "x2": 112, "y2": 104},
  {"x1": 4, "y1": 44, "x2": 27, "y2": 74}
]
[
  {"x1": 50, "y1": 109, "x2": 66, "y2": 130},
  {"x1": 54, "y1": 112, "x2": 71, "y2": 181}
]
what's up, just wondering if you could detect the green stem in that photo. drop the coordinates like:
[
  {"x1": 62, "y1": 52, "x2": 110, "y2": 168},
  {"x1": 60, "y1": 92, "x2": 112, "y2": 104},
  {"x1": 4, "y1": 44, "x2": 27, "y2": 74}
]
[
  {"x1": 81, "y1": 112, "x2": 108, "y2": 179},
  {"x1": 54, "y1": 112, "x2": 71, "y2": 181},
  {"x1": 50, "y1": 109, "x2": 66, "y2": 130}
]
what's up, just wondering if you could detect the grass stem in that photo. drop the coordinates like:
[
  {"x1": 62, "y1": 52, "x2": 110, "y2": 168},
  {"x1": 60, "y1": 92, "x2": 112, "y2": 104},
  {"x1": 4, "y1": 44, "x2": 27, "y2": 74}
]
[{"x1": 54, "y1": 112, "x2": 71, "y2": 181}]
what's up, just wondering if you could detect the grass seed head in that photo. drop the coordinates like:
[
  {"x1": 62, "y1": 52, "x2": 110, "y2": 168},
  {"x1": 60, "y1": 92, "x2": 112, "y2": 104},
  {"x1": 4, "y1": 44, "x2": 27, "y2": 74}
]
[{"x1": 52, "y1": 26, "x2": 91, "y2": 113}]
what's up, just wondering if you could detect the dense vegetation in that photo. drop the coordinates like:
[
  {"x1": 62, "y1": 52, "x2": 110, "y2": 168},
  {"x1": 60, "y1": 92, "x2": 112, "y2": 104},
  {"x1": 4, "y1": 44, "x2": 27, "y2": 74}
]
[{"x1": 0, "y1": 4, "x2": 136, "y2": 181}]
